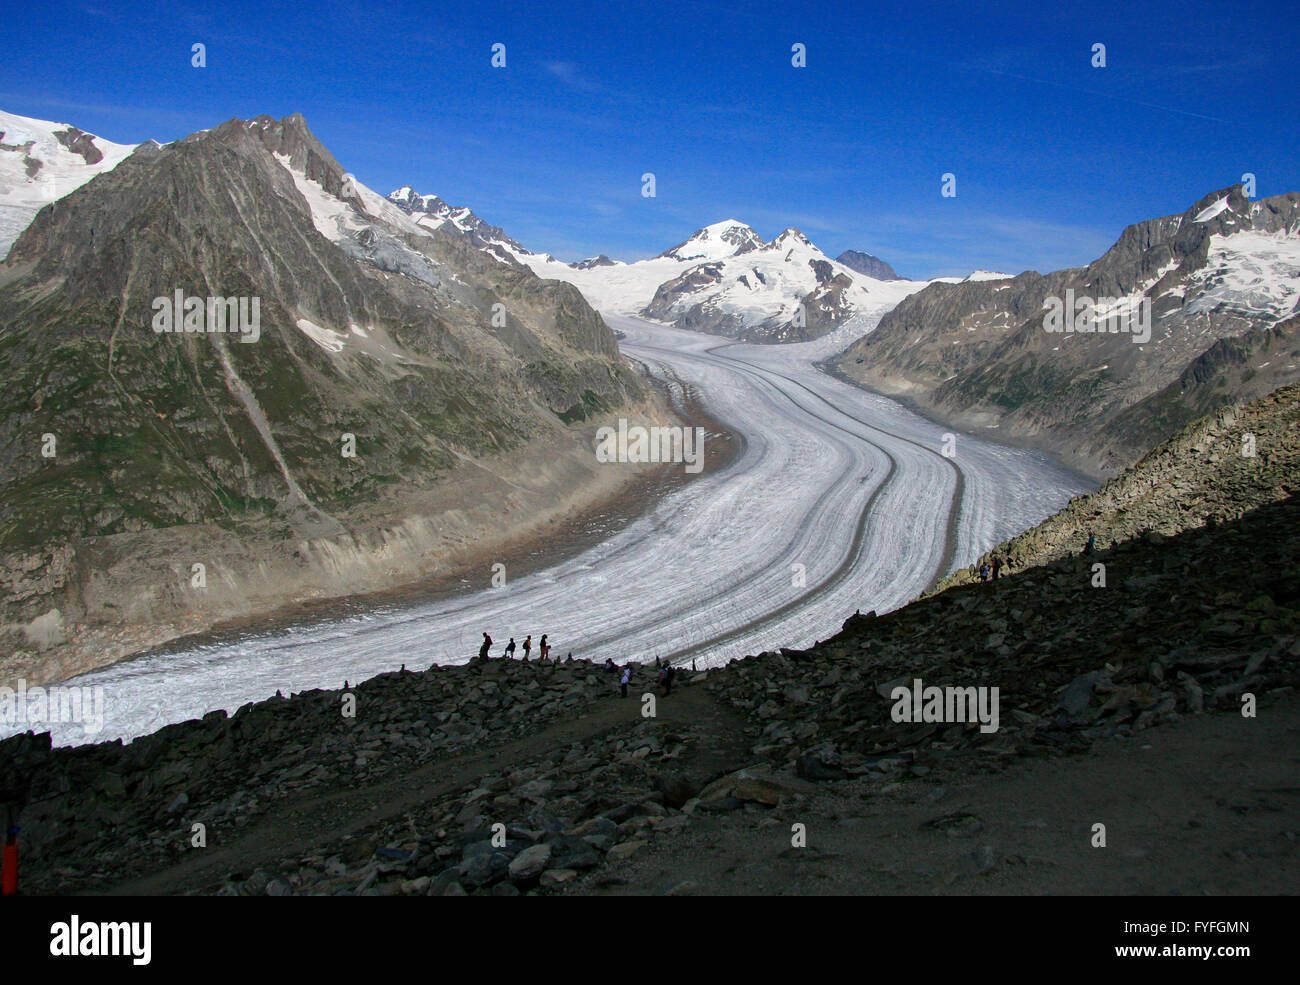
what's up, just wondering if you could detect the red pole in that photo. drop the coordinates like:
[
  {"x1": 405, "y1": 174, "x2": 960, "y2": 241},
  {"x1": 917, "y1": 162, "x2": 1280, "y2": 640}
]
[{"x1": 2, "y1": 840, "x2": 16, "y2": 896}]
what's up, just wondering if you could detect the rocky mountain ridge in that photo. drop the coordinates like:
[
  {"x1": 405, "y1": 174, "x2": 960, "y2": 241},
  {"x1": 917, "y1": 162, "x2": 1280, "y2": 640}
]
[
  {"x1": 386, "y1": 185, "x2": 539, "y2": 266},
  {"x1": 837, "y1": 185, "x2": 1300, "y2": 477}
]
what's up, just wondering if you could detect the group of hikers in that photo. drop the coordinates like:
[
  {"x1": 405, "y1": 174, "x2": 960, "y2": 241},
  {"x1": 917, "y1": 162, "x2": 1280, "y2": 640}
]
[
  {"x1": 478, "y1": 632, "x2": 559, "y2": 661},
  {"x1": 602, "y1": 656, "x2": 678, "y2": 697},
  {"x1": 474, "y1": 631, "x2": 680, "y2": 698}
]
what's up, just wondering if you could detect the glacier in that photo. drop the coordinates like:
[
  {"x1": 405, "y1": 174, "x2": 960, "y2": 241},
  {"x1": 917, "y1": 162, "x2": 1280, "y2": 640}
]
[{"x1": 3, "y1": 313, "x2": 1090, "y2": 747}]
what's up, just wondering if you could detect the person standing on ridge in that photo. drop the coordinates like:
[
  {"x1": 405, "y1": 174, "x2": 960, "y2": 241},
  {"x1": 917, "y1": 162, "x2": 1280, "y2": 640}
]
[
  {"x1": 479, "y1": 633, "x2": 492, "y2": 660},
  {"x1": 1085, "y1": 532, "x2": 1096, "y2": 555},
  {"x1": 522, "y1": 635, "x2": 532, "y2": 660},
  {"x1": 979, "y1": 562, "x2": 991, "y2": 583},
  {"x1": 992, "y1": 556, "x2": 1003, "y2": 581},
  {"x1": 620, "y1": 665, "x2": 631, "y2": 699},
  {"x1": 540, "y1": 634, "x2": 550, "y2": 661},
  {"x1": 504, "y1": 637, "x2": 516, "y2": 659}
]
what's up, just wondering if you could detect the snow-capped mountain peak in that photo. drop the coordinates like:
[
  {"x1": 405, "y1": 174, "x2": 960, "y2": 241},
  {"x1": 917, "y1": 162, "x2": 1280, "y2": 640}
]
[
  {"x1": 768, "y1": 227, "x2": 814, "y2": 250},
  {"x1": 657, "y1": 220, "x2": 764, "y2": 262},
  {"x1": 501, "y1": 217, "x2": 926, "y2": 342},
  {"x1": 388, "y1": 185, "x2": 444, "y2": 214},
  {"x1": 386, "y1": 185, "x2": 535, "y2": 265},
  {"x1": 638, "y1": 223, "x2": 927, "y2": 343}
]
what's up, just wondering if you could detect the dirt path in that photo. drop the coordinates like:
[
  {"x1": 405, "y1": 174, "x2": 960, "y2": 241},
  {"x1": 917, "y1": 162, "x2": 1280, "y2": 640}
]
[
  {"x1": 99, "y1": 679, "x2": 749, "y2": 896},
  {"x1": 593, "y1": 691, "x2": 1300, "y2": 895}
]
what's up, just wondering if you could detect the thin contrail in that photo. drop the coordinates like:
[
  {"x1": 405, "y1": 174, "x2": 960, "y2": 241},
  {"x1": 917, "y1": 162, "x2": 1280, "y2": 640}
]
[{"x1": 978, "y1": 66, "x2": 1236, "y2": 125}]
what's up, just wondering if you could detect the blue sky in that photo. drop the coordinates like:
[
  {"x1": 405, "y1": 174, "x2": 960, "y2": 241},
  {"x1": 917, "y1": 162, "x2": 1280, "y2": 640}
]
[{"x1": 4, "y1": 0, "x2": 1297, "y2": 277}]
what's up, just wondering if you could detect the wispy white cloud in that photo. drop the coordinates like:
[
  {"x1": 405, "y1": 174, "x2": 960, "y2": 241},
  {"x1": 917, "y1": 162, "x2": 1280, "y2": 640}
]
[{"x1": 541, "y1": 61, "x2": 601, "y2": 93}]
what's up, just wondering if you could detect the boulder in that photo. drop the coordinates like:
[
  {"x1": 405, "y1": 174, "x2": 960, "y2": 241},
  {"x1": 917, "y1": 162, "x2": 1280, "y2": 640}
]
[
  {"x1": 457, "y1": 850, "x2": 509, "y2": 888},
  {"x1": 796, "y1": 744, "x2": 846, "y2": 781},
  {"x1": 607, "y1": 840, "x2": 645, "y2": 860},
  {"x1": 539, "y1": 868, "x2": 578, "y2": 888},
  {"x1": 507, "y1": 843, "x2": 553, "y2": 882},
  {"x1": 1056, "y1": 671, "x2": 1108, "y2": 719}
]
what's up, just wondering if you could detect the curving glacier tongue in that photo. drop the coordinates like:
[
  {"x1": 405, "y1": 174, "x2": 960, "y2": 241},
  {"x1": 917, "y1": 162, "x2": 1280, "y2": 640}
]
[{"x1": 13, "y1": 314, "x2": 1089, "y2": 747}]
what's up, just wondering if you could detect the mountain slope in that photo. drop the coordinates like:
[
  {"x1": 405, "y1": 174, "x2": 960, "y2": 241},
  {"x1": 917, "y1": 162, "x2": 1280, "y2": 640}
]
[
  {"x1": 836, "y1": 185, "x2": 1300, "y2": 476},
  {"x1": 932, "y1": 380, "x2": 1300, "y2": 593},
  {"x1": 0, "y1": 112, "x2": 649, "y2": 684}
]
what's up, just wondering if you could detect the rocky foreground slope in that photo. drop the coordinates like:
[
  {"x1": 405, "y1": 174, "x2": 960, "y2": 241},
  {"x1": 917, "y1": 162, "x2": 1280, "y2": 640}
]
[
  {"x1": 838, "y1": 185, "x2": 1300, "y2": 477},
  {"x1": 1, "y1": 386, "x2": 1296, "y2": 896}
]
